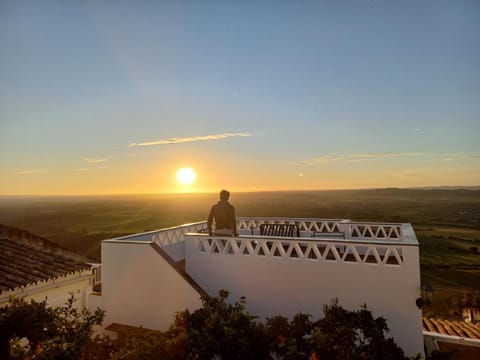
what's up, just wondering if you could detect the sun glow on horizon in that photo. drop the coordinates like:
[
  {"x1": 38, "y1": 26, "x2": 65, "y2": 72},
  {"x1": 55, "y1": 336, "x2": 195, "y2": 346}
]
[{"x1": 176, "y1": 167, "x2": 196, "y2": 186}]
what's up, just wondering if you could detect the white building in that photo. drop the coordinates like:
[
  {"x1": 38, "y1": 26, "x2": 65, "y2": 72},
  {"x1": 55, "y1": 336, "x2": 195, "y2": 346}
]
[
  {"x1": 0, "y1": 225, "x2": 94, "y2": 309},
  {"x1": 95, "y1": 217, "x2": 424, "y2": 357}
]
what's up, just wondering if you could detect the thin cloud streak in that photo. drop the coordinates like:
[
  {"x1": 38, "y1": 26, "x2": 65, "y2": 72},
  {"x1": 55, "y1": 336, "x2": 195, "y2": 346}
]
[
  {"x1": 16, "y1": 170, "x2": 47, "y2": 175},
  {"x1": 128, "y1": 132, "x2": 252, "y2": 147},
  {"x1": 439, "y1": 154, "x2": 480, "y2": 161},
  {"x1": 84, "y1": 158, "x2": 110, "y2": 163},
  {"x1": 350, "y1": 152, "x2": 424, "y2": 159},
  {"x1": 297, "y1": 152, "x2": 425, "y2": 166}
]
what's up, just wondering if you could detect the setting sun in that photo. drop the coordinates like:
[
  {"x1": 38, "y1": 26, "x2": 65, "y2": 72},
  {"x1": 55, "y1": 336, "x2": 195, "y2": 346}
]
[{"x1": 176, "y1": 167, "x2": 196, "y2": 185}]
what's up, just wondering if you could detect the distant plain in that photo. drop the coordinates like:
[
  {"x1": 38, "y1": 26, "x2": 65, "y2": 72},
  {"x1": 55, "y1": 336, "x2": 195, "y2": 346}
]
[{"x1": 1, "y1": 189, "x2": 479, "y2": 317}]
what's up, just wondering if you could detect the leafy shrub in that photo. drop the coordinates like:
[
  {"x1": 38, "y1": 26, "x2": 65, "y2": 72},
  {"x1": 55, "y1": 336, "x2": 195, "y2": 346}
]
[
  {"x1": 310, "y1": 299, "x2": 407, "y2": 360},
  {"x1": 266, "y1": 313, "x2": 314, "y2": 360},
  {"x1": 183, "y1": 289, "x2": 270, "y2": 360},
  {"x1": 1, "y1": 294, "x2": 104, "y2": 360}
]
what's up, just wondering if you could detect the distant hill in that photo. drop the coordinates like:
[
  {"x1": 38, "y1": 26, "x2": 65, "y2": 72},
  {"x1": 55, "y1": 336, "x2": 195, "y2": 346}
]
[{"x1": 410, "y1": 186, "x2": 480, "y2": 191}]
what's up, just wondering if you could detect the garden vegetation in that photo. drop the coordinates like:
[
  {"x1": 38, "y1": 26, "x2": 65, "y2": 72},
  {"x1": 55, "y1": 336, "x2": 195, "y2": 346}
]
[{"x1": 0, "y1": 291, "x2": 454, "y2": 360}]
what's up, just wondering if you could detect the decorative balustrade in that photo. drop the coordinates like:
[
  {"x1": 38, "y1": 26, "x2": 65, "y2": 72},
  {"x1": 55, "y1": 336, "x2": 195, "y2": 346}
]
[
  {"x1": 346, "y1": 222, "x2": 403, "y2": 241},
  {"x1": 152, "y1": 221, "x2": 207, "y2": 247},
  {"x1": 236, "y1": 217, "x2": 404, "y2": 241},
  {"x1": 237, "y1": 217, "x2": 344, "y2": 233},
  {"x1": 111, "y1": 218, "x2": 407, "y2": 248},
  {"x1": 192, "y1": 236, "x2": 405, "y2": 266}
]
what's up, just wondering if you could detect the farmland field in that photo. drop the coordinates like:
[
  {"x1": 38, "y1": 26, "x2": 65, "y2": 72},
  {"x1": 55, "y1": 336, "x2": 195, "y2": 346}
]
[{"x1": 1, "y1": 188, "x2": 479, "y2": 317}]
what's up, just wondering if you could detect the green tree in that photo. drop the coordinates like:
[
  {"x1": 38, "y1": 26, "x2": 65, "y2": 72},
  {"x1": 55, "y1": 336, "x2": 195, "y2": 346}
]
[
  {"x1": 183, "y1": 289, "x2": 270, "y2": 360},
  {"x1": 310, "y1": 299, "x2": 407, "y2": 360},
  {"x1": 86, "y1": 312, "x2": 187, "y2": 360},
  {"x1": 265, "y1": 313, "x2": 314, "y2": 360},
  {"x1": 1, "y1": 294, "x2": 104, "y2": 360}
]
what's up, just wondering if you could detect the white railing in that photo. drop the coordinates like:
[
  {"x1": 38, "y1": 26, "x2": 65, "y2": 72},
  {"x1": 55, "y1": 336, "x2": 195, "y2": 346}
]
[
  {"x1": 237, "y1": 217, "x2": 405, "y2": 241},
  {"x1": 237, "y1": 217, "x2": 345, "y2": 233},
  {"x1": 346, "y1": 222, "x2": 403, "y2": 241},
  {"x1": 193, "y1": 235, "x2": 405, "y2": 266},
  {"x1": 152, "y1": 221, "x2": 207, "y2": 247},
  {"x1": 109, "y1": 218, "x2": 407, "y2": 247}
]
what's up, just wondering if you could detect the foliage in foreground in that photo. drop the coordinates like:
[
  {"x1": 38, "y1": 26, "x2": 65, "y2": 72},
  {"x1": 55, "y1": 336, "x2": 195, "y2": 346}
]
[
  {"x1": 182, "y1": 290, "x2": 409, "y2": 360},
  {"x1": 1, "y1": 290, "x2": 456, "y2": 359},
  {"x1": 1, "y1": 294, "x2": 104, "y2": 360}
]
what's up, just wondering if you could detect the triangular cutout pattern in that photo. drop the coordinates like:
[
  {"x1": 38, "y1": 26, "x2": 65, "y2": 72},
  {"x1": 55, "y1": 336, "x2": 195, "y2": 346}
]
[
  {"x1": 342, "y1": 246, "x2": 358, "y2": 263},
  {"x1": 363, "y1": 247, "x2": 377, "y2": 264},
  {"x1": 290, "y1": 246, "x2": 300, "y2": 258},
  {"x1": 364, "y1": 227, "x2": 374, "y2": 238},
  {"x1": 384, "y1": 248, "x2": 403, "y2": 265},
  {"x1": 324, "y1": 246, "x2": 337, "y2": 261},
  {"x1": 384, "y1": 248, "x2": 400, "y2": 265},
  {"x1": 257, "y1": 246, "x2": 266, "y2": 256},
  {"x1": 311, "y1": 245, "x2": 322, "y2": 259},
  {"x1": 377, "y1": 247, "x2": 387, "y2": 262},
  {"x1": 266, "y1": 241, "x2": 274, "y2": 251},
  {"x1": 351, "y1": 227, "x2": 361, "y2": 237},
  {"x1": 253, "y1": 240, "x2": 263, "y2": 255},
  {"x1": 394, "y1": 247, "x2": 404, "y2": 263},
  {"x1": 377, "y1": 227, "x2": 387, "y2": 238},
  {"x1": 211, "y1": 242, "x2": 221, "y2": 253},
  {"x1": 302, "y1": 221, "x2": 316, "y2": 231},
  {"x1": 224, "y1": 241, "x2": 235, "y2": 255},
  {"x1": 194, "y1": 232, "x2": 404, "y2": 266},
  {"x1": 317, "y1": 245, "x2": 327, "y2": 258},
  {"x1": 273, "y1": 244, "x2": 282, "y2": 257},
  {"x1": 299, "y1": 243, "x2": 308, "y2": 255}
]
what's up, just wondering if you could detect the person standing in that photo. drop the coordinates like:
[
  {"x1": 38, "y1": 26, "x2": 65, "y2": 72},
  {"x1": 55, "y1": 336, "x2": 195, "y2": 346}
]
[{"x1": 207, "y1": 189, "x2": 238, "y2": 236}]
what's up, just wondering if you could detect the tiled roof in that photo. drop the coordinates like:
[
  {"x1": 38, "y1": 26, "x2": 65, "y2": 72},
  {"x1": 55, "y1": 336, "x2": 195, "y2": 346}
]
[
  {"x1": 423, "y1": 317, "x2": 480, "y2": 339},
  {"x1": 0, "y1": 224, "x2": 92, "y2": 293},
  {"x1": 106, "y1": 323, "x2": 161, "y2": 335},
  {"x1": 105, "y1": 323, "x2": 163, "y2": 342}
]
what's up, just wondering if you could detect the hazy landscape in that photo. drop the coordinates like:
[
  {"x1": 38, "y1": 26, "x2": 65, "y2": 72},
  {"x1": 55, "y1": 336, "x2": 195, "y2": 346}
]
[{"x1": 1, "y1": 188, "x2": 479, "y2": 317}]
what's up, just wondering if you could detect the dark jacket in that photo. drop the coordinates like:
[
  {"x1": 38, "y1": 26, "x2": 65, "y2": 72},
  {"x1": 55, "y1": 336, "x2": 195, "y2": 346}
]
[{"x1": 207, "y1": 200, "x2": 237, "y2": 235}]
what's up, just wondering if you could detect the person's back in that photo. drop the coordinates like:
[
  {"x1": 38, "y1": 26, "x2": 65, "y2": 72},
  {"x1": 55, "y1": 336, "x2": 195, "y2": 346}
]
[{"x1": 207, "y1": 190, "x2": 237, "y2": 236}]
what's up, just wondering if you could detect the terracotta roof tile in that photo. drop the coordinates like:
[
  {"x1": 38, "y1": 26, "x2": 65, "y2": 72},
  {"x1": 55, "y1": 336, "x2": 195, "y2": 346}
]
[
  {"x1": 423, "y1": 317, "x2": 480, "y2": 339},
  {"x1": 0, "y1": 225, "x2": 92, "y2": 293}
]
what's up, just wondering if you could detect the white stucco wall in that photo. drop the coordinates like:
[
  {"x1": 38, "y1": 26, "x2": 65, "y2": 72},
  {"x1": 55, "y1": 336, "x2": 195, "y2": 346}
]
[
  {"x1": 185, "y1": 235, "x2": 424, "y2": 357},
  {"x1": 0, "y1": 272, "x2": 92, "y2": 310},
  {"x1": 101, "y1": 240, "x2": 202, "y2": 330}
]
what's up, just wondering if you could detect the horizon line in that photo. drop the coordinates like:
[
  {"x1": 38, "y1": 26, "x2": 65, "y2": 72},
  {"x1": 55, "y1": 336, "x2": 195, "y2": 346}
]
[{"x1": 1, "y1": 185, "x2": 479, "y2": 197}]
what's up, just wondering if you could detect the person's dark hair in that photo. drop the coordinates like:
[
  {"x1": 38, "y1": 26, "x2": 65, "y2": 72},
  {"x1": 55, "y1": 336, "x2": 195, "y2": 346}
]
[{"x1": 220, "y1": 189, "x2": 230, "y2": 201}]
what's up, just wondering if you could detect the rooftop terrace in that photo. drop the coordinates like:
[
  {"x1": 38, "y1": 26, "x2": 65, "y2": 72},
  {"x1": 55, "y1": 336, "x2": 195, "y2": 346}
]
[{"x1": 99, "y1": 216, "x2": 423, "y2": 356}]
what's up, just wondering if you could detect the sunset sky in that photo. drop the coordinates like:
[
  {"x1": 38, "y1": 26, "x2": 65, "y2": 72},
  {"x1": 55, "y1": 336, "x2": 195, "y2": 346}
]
[{"x1": 1, "y1": 1, "x2": 479, "y2": 195}]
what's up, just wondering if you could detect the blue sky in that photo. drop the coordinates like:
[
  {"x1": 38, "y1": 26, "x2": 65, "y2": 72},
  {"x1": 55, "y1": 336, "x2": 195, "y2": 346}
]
[{"x1": 0, "y1": 0, "x2": 479, "y2": 194}]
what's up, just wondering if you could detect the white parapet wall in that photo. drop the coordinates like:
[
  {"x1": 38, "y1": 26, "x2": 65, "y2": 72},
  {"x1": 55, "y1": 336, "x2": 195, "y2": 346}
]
[
  {"x1": 101, "y1": 238, "x2": 202, "y2": 330},
  {"x1": 185, "y1": 225, "x2": 423, "y2": 357},
  {"x1": 97, "y1": 218, "x2": 423, "y2": 356},
  {"x1": 0, "y1": 271, "x2": 92, "y2": 310}
]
